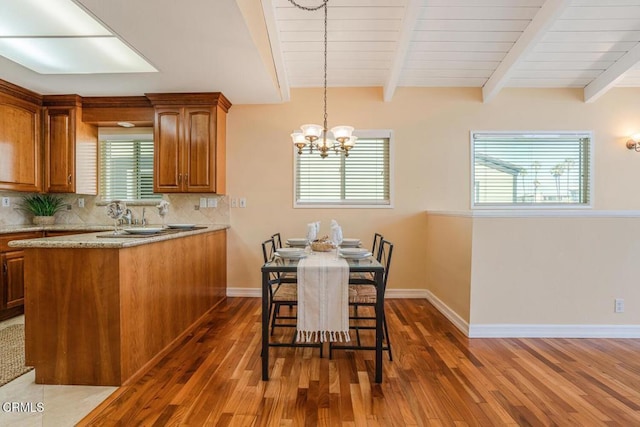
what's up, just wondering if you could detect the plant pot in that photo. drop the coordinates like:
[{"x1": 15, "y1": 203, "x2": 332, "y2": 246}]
[{"x1": 33, "y1": 216, "x2": 56, "y2": 225}]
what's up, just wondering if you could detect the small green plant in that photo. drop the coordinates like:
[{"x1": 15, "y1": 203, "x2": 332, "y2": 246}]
[{"x1": 18, "y1": 194, "x2": 66, "y2": 216}]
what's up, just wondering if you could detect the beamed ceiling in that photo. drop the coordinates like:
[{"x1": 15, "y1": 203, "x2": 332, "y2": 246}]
[{"x1": 0, "y1": 0, "x2": 639, "y2": 104}]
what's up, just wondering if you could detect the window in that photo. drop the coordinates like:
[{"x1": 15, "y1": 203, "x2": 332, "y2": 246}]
[
  {"x1": 294, "y1": 130, "x2": 392, "y2": 207},
  {"x1": 472, "y1": 132, "x2": 592, "y2": 208},
  {"x1": 98, "y1": 128, "x2": 160, "y2": 200}
]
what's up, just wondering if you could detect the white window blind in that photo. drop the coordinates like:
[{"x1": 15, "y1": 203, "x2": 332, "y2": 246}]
[
  {"x1": 472, "y1": 132, "x2": 591, "y2": 207},
  {"x1": 295, "y1": 133, "x2": 391, "y2": 207},
  {"x1": 99, "y1": 137, "x2": 159, "y2": 200}
]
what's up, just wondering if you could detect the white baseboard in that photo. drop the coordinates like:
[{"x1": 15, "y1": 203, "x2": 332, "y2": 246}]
[
  {"x1": 226, "y1": 287, "x2": 430, "y2": 299},
  {"x1": 424, "y1": 290, "x2": 470, "y2": 336},
  {"x1": 227, "y1": 287, "x2": 261, "y2": 297},
  {"x1": 468, "y1": 324, "x2": 640, "y2": 338}
]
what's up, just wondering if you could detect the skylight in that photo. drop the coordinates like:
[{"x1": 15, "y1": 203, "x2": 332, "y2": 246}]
[{"x1": 0, "y1": 0, "x2": 157, "y2": 74}]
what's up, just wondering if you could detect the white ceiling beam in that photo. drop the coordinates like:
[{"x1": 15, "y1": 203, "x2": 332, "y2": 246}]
[
  {"x1": 261, "y1": 0, "x2": 290, "y2": 102},
  {"x1": 482, "y1": 0, "x2": 571, "y2": 103},
  {"x1": 584, "y1": 43, "x2": 640, "y2": 103},
  {"x1": 383, "y1": 0, "x2": 422, "y2": 102}
]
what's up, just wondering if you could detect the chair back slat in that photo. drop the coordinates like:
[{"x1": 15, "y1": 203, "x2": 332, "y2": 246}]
[
  {"x1": 379, "y1": 239, "x2": 393, "y2": 288},
  {"x1": 271, "y1": 233, "x2": 283, "y2": 250},
  {"x1": 262, "y1": 237, "x2": 276, "y2": 263},
  {"x1": 372, "y1": 232, "x2": 384, "y2": 261}
]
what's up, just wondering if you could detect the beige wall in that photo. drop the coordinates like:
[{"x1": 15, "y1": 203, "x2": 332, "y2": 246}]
[
  {"x1": 227, "y1": 86, "x2": 640, "y2": 330},
  {"x1": 471, "y1": 216, "x2": 640, "y2": 325},
  {"x1": 425, "y1": 214, "x2": 472, "y2": 322}
]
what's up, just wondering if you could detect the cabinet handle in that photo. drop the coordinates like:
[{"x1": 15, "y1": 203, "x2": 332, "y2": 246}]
[
  {"x1": 178, "y1": 174, "x2": 182, "y2": 184},
  {"x1": 184, "y1": 173, "x2": 188, "y2": 183},
  {"x1": 2, "y1": 262, "x2": 6, "y2": 275},
  {"x1": 68, "y1": 174, "x2": 72, "y2": 184}
]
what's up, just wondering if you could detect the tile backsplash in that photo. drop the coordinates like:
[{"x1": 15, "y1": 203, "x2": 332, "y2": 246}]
[{"x1": 0, "y1": 192, "x2": 229, "y2": 227}]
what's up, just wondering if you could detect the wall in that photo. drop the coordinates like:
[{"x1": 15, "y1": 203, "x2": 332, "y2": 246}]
[
  {"x1": 470, "y1": 214, "x2": 640, "y2": 331},
  {"x1": 226, "y1": 86, "x2": 640, "y2": 335},
  {"x1": 425, "y1": 213, "x2": 472, "y2": 326}
]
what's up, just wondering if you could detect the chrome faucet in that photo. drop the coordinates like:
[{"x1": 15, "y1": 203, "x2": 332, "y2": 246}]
[
  {"x1": 141, "y1": 207, "x2": 147, "y2": 226},
  {"x1": 123, "y1": 208, "x2": 132, "y2": 225}
]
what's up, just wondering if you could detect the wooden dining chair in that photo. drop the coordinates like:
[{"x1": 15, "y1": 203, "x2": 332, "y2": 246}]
[
  {"x1": 330, "y1": 239, "x2": 394, "y2": 360},
  {"x1": 262, "y1": 237, "x2": 297, "y2": 335}
]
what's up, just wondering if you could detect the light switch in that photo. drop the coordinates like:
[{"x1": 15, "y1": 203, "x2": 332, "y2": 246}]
[
  {"x1": 230, "y1": 198, "x2": 238, "y2": 208},
  {"x1": 199, "y1": 198, "x2": 207, "y2": 208},
  {"x1": 1, "y1": 197, "x2": 9, "y2": 207},
  {"x1": 207, "y1": 198, "x2": 217, "y2": 208},
  {"x1": 78, "y1": 198, "x2": 85, "y2": 208},
  {"x1": 239, "y1": 197, "x2": 247, "y2": 208}
]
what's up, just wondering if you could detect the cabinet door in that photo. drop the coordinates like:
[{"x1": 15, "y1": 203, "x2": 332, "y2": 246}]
[
  {"x1": 0, "y1": 98, "x2": 42, "y2": 192},
  {"x1": 154, "y1": 108, "x2": 183, "y2": 192},
  {"x1": 184, "y1": 107, "x2": 216, "y2": 192},
  {"x1": 45, "y1": 107, "x2": 76, "y2": 192},
  {"x1": 3, "y1": 251, "x2": 25, "y2": 309}
]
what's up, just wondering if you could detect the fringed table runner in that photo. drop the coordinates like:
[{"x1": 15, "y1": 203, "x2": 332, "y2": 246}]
[{"x1": 296, "y1": 251, "x2": 350, "y2": 343}]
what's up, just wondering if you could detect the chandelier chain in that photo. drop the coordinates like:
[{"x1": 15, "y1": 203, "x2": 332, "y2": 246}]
[
  {"x1": 323, "y1": 1, "x2": 328, "y2": 134},
  {"x1": 286, "y1": 0, "x2": 328, "y2": 12}
]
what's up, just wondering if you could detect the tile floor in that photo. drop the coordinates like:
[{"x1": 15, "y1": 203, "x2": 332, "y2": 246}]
[{"x1": 0, "y1": 316, "x2": 116, "y2": 426}]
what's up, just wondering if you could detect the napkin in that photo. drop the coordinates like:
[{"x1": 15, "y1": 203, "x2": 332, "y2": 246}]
[
  {"x1": 307, "y1": 222, "x2": 318, "y2": 242},
  {"x1": 330, "y1": 219, "x2": 343, "y2": 246}
]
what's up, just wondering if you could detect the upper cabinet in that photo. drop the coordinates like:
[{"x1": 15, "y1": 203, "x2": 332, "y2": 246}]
[
  {"x1": 0, "y1": 80, "x2": 42, "y2": 192},
  {"x1": 43, "y1": 95, "x2": 98, "y2": 194},
  {"x1": 147, "y1": 93, "x2": 231, "y2": 194}
]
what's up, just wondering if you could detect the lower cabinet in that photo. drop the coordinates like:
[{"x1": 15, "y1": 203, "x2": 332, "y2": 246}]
[{"x1": 1, "y1": 232, "x2": 42, "y2": 321}]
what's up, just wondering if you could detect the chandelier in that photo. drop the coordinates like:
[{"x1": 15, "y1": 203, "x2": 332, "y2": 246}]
[{"x1": 289, "y1": 0, "x2": 356, "y2": 158}]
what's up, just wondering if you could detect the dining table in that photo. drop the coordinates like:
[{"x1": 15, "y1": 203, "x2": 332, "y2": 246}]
[{"x1": 261, "y1": 248, "x2": 386, "y2": 383}]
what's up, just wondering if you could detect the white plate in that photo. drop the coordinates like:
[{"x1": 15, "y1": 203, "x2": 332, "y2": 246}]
[
  {"x1": 167, "y1": 224, "x2": 196, "y2": 229},
  {"x1": 340, "y1": 238, "x2": 361, "y2": 247},
  {"x1": 286, "y1": 238, "x2": 308, "y2": 246},
  {"x1": 339, "y1": 247, "x2": 369, "y2": 255},
  {"x1": 277, "y1": 247, "x2": 305, "y2": 254},
  {"x1": 276, "y1": 252, "x2": 308, "y2": 259},
  {"x1": 339, "y1": 251, "x2": 372, "y2": 259},
  {"x1": 124, "y1": 227, "x2": 164, "y2": 235}
]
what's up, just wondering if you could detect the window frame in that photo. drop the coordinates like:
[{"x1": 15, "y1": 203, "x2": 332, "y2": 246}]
[
  {"x1": 98, "y1": 127, "x2": 160, "y2": 203},
  {"x1": 470, "y1": 130, "x2": 594, "y2": 210},
  {"x1": 293, "y1": 129, "x2": 394, "y2": 209}
]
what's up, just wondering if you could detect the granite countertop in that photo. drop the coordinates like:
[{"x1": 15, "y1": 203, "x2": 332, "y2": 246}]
[
  {"x1": 7, "y1": 224, "x2": 229, "y2": 249},
  {"x1": 0, "y1": 224, "x2": 115, "y2": 235}
]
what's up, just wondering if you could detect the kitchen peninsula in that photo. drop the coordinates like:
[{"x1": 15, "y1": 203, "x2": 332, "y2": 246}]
[{"x1": 9, "y1": 226, "x2": 227, "y2": 386}]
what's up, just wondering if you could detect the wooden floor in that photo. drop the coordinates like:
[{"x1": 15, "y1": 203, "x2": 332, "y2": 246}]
[{"x1": 79, "y1": 297, "x2": 640, "y2": 426}]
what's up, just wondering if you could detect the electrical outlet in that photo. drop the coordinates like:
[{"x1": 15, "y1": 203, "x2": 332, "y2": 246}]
[
  {"x1": 1, "y1": 197, "x2": 9, "y2": 207},
  {"x1": 231, "y1": 198, "x2": 238, "y2": 208},
  {"x1": 207, "y1": 198, "x2": 217, "y2": 208},
  {"x1": 239, "y1": 197, "x2": 246, "y2": 208},
  {"x1": 194, "y1": 205, "x2": 200, "y2": 211},
  {"x1": 615, "y1": 298, "x2": 624, "y2": 313},
  {"x1": 78, "y1": 198, "x2": 85, "y2": 208},
  {"x1": 199, "y1": 198, "x2": 207, "y2": 208},
  {"x1": 66, "y1": 204, "x2": 72, "y2": 210}
]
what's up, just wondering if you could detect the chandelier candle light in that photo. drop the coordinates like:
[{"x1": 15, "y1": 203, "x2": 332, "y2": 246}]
[{"x1": 289, "y1": 0, "x2": 356, "y2": 158}]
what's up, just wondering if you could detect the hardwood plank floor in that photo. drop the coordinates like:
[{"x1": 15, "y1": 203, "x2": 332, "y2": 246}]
[{"x1": 78, "y1": 298, "x2": 640, "y2": 426}]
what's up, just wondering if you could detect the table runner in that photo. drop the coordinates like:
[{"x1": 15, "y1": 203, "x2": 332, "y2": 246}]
[{"x1": 296, "y1": 251, "x2": 350, "y2": 343}]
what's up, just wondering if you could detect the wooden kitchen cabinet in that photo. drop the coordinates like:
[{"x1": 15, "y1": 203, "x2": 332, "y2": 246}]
[
  {"x1": 0, "y1": 232, "x2": 42, "y2": 321},
  {"x1": 43, "y1": 95, "x2": 98, "y2": 195},
  {"x1": 147, "y1": 93, "x2": 231, "y2": 194},
  {"x1": 0, "y1": 80, "x2": 43, "y2": 192}
]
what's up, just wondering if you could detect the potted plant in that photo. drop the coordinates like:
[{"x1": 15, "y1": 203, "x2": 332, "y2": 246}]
[{"x1": 17, "y1": 194, "x2": 66, "y2": 225}]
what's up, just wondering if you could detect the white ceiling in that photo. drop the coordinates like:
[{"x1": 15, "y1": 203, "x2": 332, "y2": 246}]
[{"x1": 1, "y1": 0, "x2": 640, "y2": 104}]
